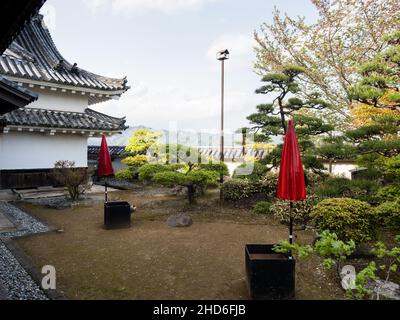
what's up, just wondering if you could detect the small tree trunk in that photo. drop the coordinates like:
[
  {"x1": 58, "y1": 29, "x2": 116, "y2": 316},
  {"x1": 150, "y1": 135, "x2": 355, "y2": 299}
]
[{"x1": 187, "y1": 184, "x2": 196, "y2": 204}]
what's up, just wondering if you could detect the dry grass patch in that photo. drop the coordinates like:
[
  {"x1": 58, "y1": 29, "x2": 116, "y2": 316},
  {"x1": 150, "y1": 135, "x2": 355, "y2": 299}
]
[{"x1": 15, "y1": 188, "x2": 344, "y2": 300}]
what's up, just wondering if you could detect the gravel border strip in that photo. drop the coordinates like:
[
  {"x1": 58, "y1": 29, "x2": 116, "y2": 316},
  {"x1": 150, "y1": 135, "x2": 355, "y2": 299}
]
[{"x1": 0, "y1": 201, "x2": 51, "y2": 300}]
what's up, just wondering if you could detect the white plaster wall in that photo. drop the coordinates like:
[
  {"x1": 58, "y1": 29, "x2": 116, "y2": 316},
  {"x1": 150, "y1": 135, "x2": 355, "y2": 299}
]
[
  {"x1": 323, "y1": 163, "x2": 357, "y2": 179},
  {"x1": 0, "y1": 132, "x2": 88, "y2": 170},
  {"x1": 26, "y1": 87, "x2": 89, "y2": 113}
]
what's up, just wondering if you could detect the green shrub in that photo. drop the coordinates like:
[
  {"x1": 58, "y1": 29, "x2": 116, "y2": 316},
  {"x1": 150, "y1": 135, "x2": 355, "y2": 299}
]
[
  {"x1": 153, "y1": 171, "x2": 184, "y2": 186},
  {"x1": 259, "y1": 172, "x2": 278, "y2": 197},
  {"x1": 271, "y1": 193, "x2": 319, "y2": 227},
  {"x1": 121, "y1": 155, "x2": 149, "y2": 167},
  {"x1": 310, "y1": 198, "x2": 377, "y2": 244},
  {"x1": 374, "y1": 185, "x2": 400, "y2": 202},
  {"x1": 138, "y1": 164, "x2": 184, "y2": 182},
  {"x1": 222, "y1": 179, "x2": 262, "y2": 201},
  {"x1": 253, "y1": 201, "x2": 272, "y2": 215},
  {"x1": 316, "y1": 177, "x2": 351, "y2": 198},
  {"x1": 374, "y1": 200, "x2": 400, "y2": 230},
  {"x1": 153, "y1": 169, "x2": 218, "y2": 204},
  {"x1": 115, "y1": 169, "x2": 135, "y2": 181},
  {"x1": 198, "y1": 162, "x2": 229, "y2": 176},
  {"x1": 233, "y1": 161, "x2": 268, "y2": 181},
  {"x1": 222, "y1": 179, "x2": 255, "y2": 201},
  {"x1": 316, "y1": 177, "x2": 379, "y2": 202},
  {"x1": 222, "y1": 172, "x2": 278, "y2": 202}
]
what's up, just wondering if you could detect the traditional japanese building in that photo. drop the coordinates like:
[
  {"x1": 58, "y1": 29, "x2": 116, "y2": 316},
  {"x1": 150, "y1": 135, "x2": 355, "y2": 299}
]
[{"x1": 0, "y1": 14, "x2": 129, "y2": 189}]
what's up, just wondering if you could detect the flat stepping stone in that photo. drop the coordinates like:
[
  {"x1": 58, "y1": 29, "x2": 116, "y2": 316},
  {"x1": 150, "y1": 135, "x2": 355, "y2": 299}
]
[{"x1": 0, "y1": 212, "x2": 16, "y2": 232}]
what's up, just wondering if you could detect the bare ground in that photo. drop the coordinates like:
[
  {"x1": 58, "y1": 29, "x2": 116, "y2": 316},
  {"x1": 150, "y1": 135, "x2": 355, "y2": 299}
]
[{"x1": 14, "y1": 187, "x2": 345, "y2": 300}]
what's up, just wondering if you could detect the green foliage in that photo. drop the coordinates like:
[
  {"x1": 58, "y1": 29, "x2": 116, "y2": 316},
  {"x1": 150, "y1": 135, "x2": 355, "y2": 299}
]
[
  {"x1": 274, "y1": 230, "x2": 356, "y2": 269},
  {"x1": 121, "y1": 155, "x2": 149, "y2": 167},
  {"x1": 385, "y1": 155, "x2": 400, "y2": 180},
  {"x1": 348, "y1": 236, "x2": 400, "y2": 300},
  {"x1": 275, "y1": 231, "x2": 400, "y2": 300},
  {"x1": 271, "y1": 193, "x2": 319, "y2": 227},
  {"x1": 222, "y1": 179, "x2": 259, "y2": 201},
  {"x1": 311, "y1": 198, "x2": 377, "y2": 243},
  {"x1": 233, "y1": 161, "x2": 268, "y2": 181},
  {"x1": 348, "y1": 262, "x2": 377, "y2": 300},
  {"x1": 374, "y1": 200, "x2": 400, "y2": 230},
  {"x1": 152, "y1": 143, "x2": 206, "y2": 165},
  {"x1": 138, "y1": 164, "x2": 184, "y2": 182},
  {"x1": 349, "y1": 32, "x2": 400, "y2": 108},
  {"x1": 153, "y1": 171, "x2": 184, "y2": 187},
  {"x1": 197, "y1": 162, "x2": 229, "y2": 177},
  {"x1": 115, "y1": 169, "x2": 135, "y2": 181},
  {"x1": 374, "y1": 185, "x2": 400, "y2": 202},
  {"x1": 246, "y1": 64, "x2": 333, "y2": 172},
  {"x1": 318, "y1": 136, "x2": 356, "y2": 162},
  {"x1": 222, "y1": 173, "x2": 278, "y2": 202},
  {"x1": 253, "y1": 201, "x2": 272, "y2": 215},
  {"x1": 153, "y1": 169, "x2": 219, "y2": 204},
  {"x1": 316, "y1": 177, "x2": 379, "y2": 202},
  {"x1": 125, "y1": 129, "x2": 161, "y2": 155},
  {"x1": 141, "y1": 162, "x2": 221, "y2": 204}
]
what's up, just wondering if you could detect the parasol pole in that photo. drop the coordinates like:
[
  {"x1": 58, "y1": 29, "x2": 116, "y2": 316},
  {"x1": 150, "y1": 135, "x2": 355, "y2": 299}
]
[
  {"x1": 105, "y1": 180, "x2": 108, "y2": 202},
  {"x1": 289, "y1": 201, "x2": 293, "y2": 244}
]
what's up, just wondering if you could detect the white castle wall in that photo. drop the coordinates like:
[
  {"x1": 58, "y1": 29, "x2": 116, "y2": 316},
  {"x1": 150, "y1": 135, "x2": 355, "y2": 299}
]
[
  {"x1": 27, "y1": 87, "x2": 89, "y2": 112},
  {"x1": 0, "y1": 88, "x2": 90, "y2": 171},
  {"x1": 0, "y1": 132, "x2": 88, "y2": 170}
]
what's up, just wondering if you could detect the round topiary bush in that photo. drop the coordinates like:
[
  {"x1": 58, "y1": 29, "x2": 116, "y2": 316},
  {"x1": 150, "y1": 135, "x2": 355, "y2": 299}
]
[
  {"x1": 115, "y1": 169, "x2": 135, "y2": 181},
  {"x1": 253, "y1": 201, "x2": 272, "y2": 215},
  {"x1": 271, "y1": 194, "x2": 319, "y2": 228},
  {"x1": 310, "y1": 198, "x2": 376, "y2": 244},
  {"x1": 374, "y1": 199, "x2": 400, "y2": 231}
]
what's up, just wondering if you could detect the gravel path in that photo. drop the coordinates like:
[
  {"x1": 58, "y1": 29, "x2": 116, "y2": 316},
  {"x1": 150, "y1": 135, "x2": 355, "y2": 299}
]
[{"x1": 0, "y1": 201, "x2": 49, "y2": 300}]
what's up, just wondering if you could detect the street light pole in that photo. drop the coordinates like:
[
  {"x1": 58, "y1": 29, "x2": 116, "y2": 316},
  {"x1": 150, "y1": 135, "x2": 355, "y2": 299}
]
[
  {"x1": 220, "y1": 58, "x2": 225, "y2": 184},
  {"x1": 216, "y1": 49, "x2": 229, "y2": 201}
]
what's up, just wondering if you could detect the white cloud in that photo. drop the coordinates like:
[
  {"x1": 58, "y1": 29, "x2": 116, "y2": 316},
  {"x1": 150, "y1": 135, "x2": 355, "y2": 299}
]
[
  {"x1": 93, "y1": 84, "x2": 257, "y2": 132},
  {"x1": 206, "y1": 33, "x2": 256, "y2": 70},
  {"x1": 82, "y1": 0, "x2": 220, "y2": 15},
  {"x1": 82, "y1": 0, "x2": 109, "y2": 14}
]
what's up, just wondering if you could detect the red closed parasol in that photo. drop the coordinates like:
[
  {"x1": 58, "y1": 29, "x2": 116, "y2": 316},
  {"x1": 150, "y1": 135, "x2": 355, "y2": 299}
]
[
  {"x1": 276, "y1": 119, "x2": 306, "y2": 244},
  {"x1": 98, "y1": 134, "x2": 114, "y2": 201}
]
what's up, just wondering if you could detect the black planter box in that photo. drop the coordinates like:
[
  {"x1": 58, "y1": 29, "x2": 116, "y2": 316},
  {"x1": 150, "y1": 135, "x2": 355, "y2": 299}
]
[
  {"x1": 245, "y1": 244, "x2": 295, "y2": 300},
  {"x1": 104, "y1": 201, "x2": 132, "y2": 230}
]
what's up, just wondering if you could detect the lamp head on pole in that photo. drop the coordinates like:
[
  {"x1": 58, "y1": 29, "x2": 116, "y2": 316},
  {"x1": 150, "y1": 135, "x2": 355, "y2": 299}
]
[{"x1": 216, "y1": 49, "x2": 230, "y2": 61}]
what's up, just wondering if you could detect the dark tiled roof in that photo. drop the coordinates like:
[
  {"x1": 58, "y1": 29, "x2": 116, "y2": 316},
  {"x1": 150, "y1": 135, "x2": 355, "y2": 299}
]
[
  {"x1": 0, "y1": 14, "x2": 129, "y2": 93},
  {"x1": 0, "y1": 75, "x2": 38, "y2": 114},
  {"x1": 86, "y1": 146, "x2": 268, "y2": 161},
  {"x1": 198, "y1": 147, "x2": 268, "y2": 160},
  {"x1": 0, "y1": 0, "x2": 46, "y2": 54},
  {"x1": 88, "y1": 146, "x2": 126, "y2": 160},
  {"x1": 0, "y1": 107, "x2": 127, "y2": 131}
]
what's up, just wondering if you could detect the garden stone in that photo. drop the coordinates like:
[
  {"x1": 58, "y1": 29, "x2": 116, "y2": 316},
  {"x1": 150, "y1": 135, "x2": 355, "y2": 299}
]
[
  {"x1": 167, "y1": 214, "x2": 193, "y2": 228},
  {"x1": 367, "y1": 280, "x2": 400, "y2": 300},
  {"x1": 340, "y1": 265, "x2": 356, "y2": 290},
  {"x1": 340, "y1": 265, "x2": 356, "y2": 280}
]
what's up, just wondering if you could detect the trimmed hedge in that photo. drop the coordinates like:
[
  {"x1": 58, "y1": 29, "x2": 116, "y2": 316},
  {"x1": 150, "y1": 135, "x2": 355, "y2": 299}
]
[
  {"x1": 222, "y1": 173, "x2": 278, "y2": 202},
  {"x1": 271, "y1": 194, "x2": 319, "y2": 227},
  {"x1": 115, "y1": 169, "x2": 135, "y2": 181},
  {"x1": 310, "y1": 198, "x2": 377, "y2": 244},
  {"x1": 138, "y1": 164, "x2": 184, "y2": 182},
  {"x1": 253, "y1": 201, "x2": 272, "y2": 215},
  {"x1": 374, "y1": 199, "x2": 400, "y2": 231}
]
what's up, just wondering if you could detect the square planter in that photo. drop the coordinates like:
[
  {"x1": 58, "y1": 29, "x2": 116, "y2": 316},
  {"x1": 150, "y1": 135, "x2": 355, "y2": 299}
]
[
  {"x1": 245, "y1": 244, "x2": 295, "y2": 300},
  {"x1": 104, "y1": 201, "x2": 132, "y2": 230}
]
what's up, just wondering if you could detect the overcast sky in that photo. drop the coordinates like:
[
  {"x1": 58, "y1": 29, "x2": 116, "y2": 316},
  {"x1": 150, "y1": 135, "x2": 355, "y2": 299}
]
[{"x1": 41, "y1": 0, "x2": 319, "y2": 134}]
